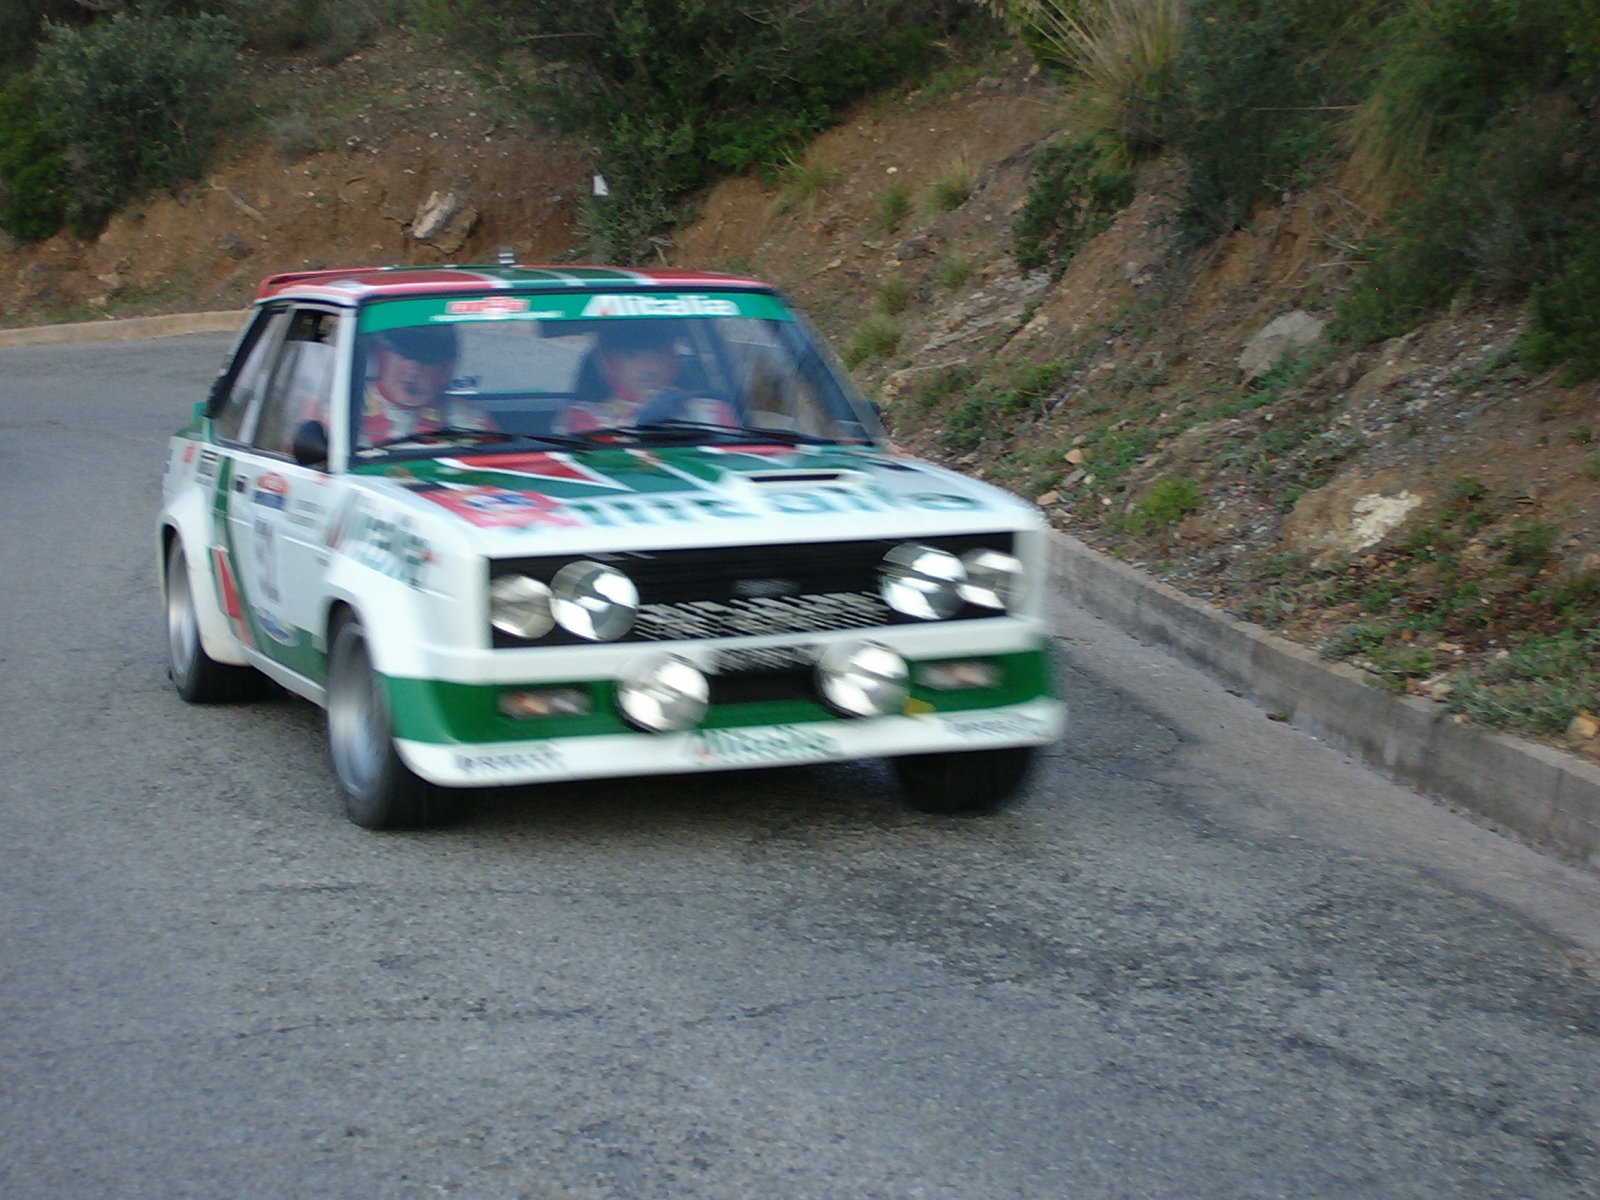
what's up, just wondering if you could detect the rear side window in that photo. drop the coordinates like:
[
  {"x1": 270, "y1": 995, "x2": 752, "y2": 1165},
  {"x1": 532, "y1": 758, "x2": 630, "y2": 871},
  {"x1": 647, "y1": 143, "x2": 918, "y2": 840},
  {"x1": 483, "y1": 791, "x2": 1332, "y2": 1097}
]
[{"x1": 252, "y1": 309, "x2": 340, "y2": 457}]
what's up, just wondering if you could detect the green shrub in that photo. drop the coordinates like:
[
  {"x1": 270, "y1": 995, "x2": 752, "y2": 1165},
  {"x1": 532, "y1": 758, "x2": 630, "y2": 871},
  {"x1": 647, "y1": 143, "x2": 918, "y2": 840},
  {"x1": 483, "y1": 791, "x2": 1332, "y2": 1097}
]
[
  {"x1": 1450, "y1": 627, "x2": 1600, "y2": 734},
  {"x1": 1012, "y1": 136, "x2": 1133, "y2": 274},
  {"x1": 875, "y1": 181, "x2": 913, "y2": 231},
  {"x1": 936, "y1": 251, "x2": 977, "y2": 289},
  {"x1": 218, "y1": 0, "x2": 395, "y2": 63},
  {"x1": 925, "y1": 155, "x2": 975, "y2": 212},
  {"x1": 843, "y1": 316, "x2": 900, "y2": 368},
  {"x1": 1523, "y1": 218, "x2": 1600, "y2": 382},
  {"x1": 877, "y1": 275, "x2": 912, "y2": 315},
  {"x1": 34, "y1": 11, "x2": 241, "y2": 236},
  {"x1": 0, "y1": 75, "x2": 66, "y2": 240},
  {"x1": 1124, "y1": 476, "x2": 1203, "y2": 536},
  {"x1": 1172, "y1": 0, "x2": 1345, "y2": 241}
]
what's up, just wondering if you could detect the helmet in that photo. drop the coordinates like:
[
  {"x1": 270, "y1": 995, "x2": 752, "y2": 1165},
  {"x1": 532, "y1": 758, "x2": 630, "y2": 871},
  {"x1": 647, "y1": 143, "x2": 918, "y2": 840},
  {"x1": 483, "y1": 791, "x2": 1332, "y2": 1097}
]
[{"x1": 374, "y1": 323, "x2": 458, "y2": 364}]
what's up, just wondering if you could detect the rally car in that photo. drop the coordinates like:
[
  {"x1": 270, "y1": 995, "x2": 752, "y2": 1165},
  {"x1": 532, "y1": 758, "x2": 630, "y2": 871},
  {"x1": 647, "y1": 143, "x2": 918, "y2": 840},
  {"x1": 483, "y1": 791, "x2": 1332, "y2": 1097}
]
[{"x1": 158, "y1": 264, "x2": 1063, "y2": 828}]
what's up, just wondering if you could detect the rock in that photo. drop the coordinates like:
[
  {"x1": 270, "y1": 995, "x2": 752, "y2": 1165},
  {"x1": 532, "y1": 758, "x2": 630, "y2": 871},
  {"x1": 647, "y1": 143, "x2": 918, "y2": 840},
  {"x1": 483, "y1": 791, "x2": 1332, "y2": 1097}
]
[
  {"x1": 1065, "y1": 447, "x2": 1085, "y2": 465},
  {"x1": 1238, "y1": 310, "x2": 1325, "y2": 380},
  {"x1": 411, "y1": 190, "x2": 479, "y2": 253},
  {"x1": 1567, "y1": 711, "x2": 1600, "y2": 744},
  {"x1": 1061, "y1": 468, "x2": 1087, "y2": 489},
  {"x1": 1035, "y1": 490, "x2": 1060, "y2": 506}
]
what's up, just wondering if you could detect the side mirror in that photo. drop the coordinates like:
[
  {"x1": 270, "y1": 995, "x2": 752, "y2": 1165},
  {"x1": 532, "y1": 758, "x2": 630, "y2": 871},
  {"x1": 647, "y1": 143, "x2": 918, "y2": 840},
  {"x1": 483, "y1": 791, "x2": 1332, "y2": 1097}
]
[{"x1": 291, "y1": 419, "x2": 329, "y2": 468}]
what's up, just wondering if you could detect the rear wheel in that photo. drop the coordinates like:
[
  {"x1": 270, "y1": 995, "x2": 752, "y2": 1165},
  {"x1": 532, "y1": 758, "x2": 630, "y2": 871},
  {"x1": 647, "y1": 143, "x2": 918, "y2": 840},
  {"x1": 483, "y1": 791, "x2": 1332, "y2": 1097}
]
[
  {"x1": 893, "y1": 746, "x2": 1038, "y2": 815},
  {"x1": 325, "y1": 614, "x2": 442, "y2": 829},
  {"x1": 164, "y1": 540, "x2": 257, "y2": 703}
]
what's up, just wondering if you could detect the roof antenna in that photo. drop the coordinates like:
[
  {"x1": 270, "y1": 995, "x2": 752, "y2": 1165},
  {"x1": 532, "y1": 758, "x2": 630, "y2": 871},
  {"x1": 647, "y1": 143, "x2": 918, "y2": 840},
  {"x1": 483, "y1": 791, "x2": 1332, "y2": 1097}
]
[{"x1": 497, "y1": 245, "x2": 516, "y2": 266}]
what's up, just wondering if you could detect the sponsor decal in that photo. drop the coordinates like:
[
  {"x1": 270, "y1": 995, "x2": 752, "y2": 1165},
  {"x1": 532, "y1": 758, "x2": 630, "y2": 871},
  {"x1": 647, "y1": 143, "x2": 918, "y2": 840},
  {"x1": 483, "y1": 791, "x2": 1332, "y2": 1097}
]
[
  {"x1": 338, "y1": 505, "x2": 432, "y2": 587},
  {"x1": 254, "y1": 605, "x2": 297, "y2": 647},
  {"x1": 417, "y1": 484, "x2": 582, "y2": 529},
  {"x1": 453, "y1": 745, "x2": 563, "y2": 777},
  {"x1": 692, "y1": 724, "x2": 841, "y2": 766},
  {"x1": 581, "y1": 293, "x2": 740, "y2": 318},
  {"x1": 182, "y1": 442, "x2": 196, "y2": 464},
  {"x1": 253, "y1": 473, "x2": 289, "y2": 510},
  {"x1": 938, "y1": 713, "x2": 1051, "y2": 741},
  {"x1": 196, "y1": 448, "x2": 220, "y2": 482},
  {"x1": 210, "y1": 545, "x2": 255, "y2": 648},
  {"x1": 445, "y1": 297, "x2": 531, "y2": 317}
]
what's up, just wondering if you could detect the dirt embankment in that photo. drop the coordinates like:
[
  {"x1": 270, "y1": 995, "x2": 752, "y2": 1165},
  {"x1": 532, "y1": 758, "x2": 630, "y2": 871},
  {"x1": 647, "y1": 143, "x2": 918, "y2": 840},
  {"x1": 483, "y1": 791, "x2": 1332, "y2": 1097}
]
[{"x1": 4, "y1": 39, "x2": 1596, "y2": 755}]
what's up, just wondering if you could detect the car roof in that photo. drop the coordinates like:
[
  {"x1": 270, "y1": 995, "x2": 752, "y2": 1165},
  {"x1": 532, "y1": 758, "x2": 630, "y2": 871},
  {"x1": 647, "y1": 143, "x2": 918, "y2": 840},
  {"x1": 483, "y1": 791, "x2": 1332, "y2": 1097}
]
[{"x1": 254, "y1": 264, "x2": 774, "y2": 304}]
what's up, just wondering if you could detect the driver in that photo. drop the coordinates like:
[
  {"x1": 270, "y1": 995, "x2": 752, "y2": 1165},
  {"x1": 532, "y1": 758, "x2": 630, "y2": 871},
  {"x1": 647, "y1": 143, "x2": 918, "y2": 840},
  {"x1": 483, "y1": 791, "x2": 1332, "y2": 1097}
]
[
  {"x1": 556, "y1": 320, "x2": 738, "y2": 435},
  {"x1": 361, "y1": 324, "x2": 490, "y2": 444}
]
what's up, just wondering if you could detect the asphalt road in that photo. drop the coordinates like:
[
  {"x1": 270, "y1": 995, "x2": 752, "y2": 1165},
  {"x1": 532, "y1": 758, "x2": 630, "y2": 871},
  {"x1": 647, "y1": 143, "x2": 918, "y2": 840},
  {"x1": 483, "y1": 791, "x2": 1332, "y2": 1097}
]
[{"x1": 3, "y1": 334, "x2": 1598, "y2": 1199}]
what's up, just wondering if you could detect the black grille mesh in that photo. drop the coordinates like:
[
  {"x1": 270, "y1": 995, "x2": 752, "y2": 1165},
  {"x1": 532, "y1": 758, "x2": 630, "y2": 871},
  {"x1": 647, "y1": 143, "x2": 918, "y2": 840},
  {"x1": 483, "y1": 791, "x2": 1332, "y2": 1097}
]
[{"x1": 491, "y1": 533, "x2": 1014, "y2": 648}]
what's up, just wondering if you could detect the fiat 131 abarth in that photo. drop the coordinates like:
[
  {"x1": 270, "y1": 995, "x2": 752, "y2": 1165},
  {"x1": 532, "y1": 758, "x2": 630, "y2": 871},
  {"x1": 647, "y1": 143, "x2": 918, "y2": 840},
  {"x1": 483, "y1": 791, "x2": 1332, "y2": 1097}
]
[{"x1": 158, "y1": 265, "x2": 1063, "y2": 828}]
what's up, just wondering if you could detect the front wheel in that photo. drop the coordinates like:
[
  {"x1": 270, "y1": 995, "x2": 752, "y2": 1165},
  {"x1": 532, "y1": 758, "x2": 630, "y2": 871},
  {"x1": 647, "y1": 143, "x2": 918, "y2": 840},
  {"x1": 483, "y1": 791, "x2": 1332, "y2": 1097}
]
[
  {"x1": 892, "y1": 746, "x2": 1038, "y2": 815},
  {"x1": 325, "y1": 614, "x2": 442, "y2": 829},
  {"x1": 165, "y1": 540, "x2": 257, "y2": 703}
]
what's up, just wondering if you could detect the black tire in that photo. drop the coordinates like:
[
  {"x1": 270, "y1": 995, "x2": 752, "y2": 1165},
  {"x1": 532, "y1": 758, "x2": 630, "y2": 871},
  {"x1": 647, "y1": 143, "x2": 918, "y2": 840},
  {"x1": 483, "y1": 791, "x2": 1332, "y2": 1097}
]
[
  {"x1": 325, "y1": 614, "x2": 443, "y2": 829},
  {"x1": 892, "y1": 745, "x2": 1038, "y2": 815},
  {"x1": 164, "y1": 539, "x2": 258, "y2": 703}
]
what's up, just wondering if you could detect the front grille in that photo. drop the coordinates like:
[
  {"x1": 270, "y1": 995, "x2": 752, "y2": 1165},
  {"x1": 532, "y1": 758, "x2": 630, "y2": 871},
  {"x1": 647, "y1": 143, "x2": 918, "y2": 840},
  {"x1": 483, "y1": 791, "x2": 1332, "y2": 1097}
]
[{"x1": 490, "y1": 533, "x2": 1014, "y2": 648}]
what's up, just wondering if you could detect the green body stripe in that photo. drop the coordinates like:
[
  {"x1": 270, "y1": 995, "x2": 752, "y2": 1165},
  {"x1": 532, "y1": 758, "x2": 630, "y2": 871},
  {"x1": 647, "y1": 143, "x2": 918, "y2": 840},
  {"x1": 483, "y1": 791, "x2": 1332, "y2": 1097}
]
[{"x1": 384, "y1": 646, "x2": 1054, "y2": 745}]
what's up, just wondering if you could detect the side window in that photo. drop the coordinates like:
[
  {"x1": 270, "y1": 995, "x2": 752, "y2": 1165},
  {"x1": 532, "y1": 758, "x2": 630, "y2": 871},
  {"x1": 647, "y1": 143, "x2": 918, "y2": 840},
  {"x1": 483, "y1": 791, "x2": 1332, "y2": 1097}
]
[
  {"x1": 251, "y1": 308, "x2": 340, "y2": 458},
  {"x1": 213, "y1": 309, "x2": 287, "y2": 443}
]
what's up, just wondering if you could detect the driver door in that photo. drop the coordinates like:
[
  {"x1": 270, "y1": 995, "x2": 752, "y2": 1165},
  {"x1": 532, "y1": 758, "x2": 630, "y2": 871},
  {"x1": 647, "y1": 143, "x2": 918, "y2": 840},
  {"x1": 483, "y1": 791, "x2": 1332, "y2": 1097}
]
[{"x1": 225, "y1": 306, "x2": 346, "y2": 682}]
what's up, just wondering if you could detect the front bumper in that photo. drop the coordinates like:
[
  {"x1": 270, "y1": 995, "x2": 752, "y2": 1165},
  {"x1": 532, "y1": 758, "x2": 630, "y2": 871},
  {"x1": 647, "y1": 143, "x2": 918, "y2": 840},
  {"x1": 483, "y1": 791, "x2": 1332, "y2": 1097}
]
[
  {"x1": 386, "y1": 641, "x2": 1061, "y2": 788},
  {"x1": 397, "y1": 696, "x2": 1063, "y2": 787}
]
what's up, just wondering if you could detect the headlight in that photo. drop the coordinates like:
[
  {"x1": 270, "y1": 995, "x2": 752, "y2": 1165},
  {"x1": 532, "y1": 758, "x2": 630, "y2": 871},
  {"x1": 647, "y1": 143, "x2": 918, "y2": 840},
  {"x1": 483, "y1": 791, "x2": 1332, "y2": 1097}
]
[
  {"x1": 817, "y1": 641, "x2": 908, "y2": 717},
  {"x1": 489, "y1": 574, "x2": 554, "y2": 639},
  {"x1": 958, "y1": 549, "x2": 1023, "y2": 611},
  {"x1": 551, "y1": 561, "x2": 638, "y2": 641},
  {"x1": 880, "y1": 543, "x2": 964, "y2": 620},
  {"x1": 616, "y1": 654, "x2": 709, "y2": 732}
]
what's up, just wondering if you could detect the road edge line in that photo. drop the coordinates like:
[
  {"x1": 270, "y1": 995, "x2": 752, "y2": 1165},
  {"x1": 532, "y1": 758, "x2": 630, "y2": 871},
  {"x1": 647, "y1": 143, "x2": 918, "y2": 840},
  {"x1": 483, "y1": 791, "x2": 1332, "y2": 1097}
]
[{"x1": 0, "y1": 311, "x2": 245, "y2": 348}]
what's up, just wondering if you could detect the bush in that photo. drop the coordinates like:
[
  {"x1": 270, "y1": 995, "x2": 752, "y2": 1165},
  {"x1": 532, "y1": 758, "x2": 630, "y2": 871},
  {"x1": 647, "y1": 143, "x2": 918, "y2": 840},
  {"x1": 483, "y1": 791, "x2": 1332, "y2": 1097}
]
[
  {"x1": 0, "y1": 75, "x2": 66, "y2": 240},
  {"x1": 1524, "y1": 217, "x2": 1600, "y2": 381},
  {"x1": 1125, "y1": 476, "x2": 1203, "y2": 536},
  {"x1": 430, "y1": 0, "x2": 982, "y2": 262},
  {"x1": 34, "y1": 11, "x2": 241, "y2": 236},
  {"x1": 1012, "y1": 136, "x2": 1133, "y2": 275}
]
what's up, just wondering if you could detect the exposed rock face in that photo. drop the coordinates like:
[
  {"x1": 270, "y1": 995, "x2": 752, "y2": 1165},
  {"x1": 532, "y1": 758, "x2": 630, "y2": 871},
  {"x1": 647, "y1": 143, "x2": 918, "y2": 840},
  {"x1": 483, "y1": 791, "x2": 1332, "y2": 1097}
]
[
  {"x1": 1238, "y1": 310, "x2": 1325, "y2": 380},
  {"x1": 1281, "y1": 470, "x2": 1428, "y2": 568},
  {"x1": 411, "y1": 190, "x2": 479, "y2": 255}
]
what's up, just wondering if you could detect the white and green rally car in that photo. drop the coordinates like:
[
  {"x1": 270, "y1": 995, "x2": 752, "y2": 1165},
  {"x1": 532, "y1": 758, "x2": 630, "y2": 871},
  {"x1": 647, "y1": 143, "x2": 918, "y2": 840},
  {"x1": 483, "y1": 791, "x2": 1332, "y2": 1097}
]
[{"x1": 158, "y1": 265, "x2": 1062, "y2": 827}]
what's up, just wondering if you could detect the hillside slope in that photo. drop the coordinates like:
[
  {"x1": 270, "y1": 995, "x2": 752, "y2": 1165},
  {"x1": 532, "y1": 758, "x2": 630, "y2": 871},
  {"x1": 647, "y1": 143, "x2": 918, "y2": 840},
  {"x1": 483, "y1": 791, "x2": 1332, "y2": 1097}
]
[{"x1": 2, "y1": 39, "x2": 1596, "y2": 756}]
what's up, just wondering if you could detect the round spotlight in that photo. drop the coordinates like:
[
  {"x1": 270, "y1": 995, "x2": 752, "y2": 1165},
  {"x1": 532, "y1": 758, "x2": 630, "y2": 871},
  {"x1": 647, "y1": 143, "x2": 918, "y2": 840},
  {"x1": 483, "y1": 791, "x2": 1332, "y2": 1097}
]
[
  {"x1": 880, "y1": 543, "x2": 965, "y2": 620},
  {"x1": 551, "y1": 561, "x2": 638, "y2": 641},
  {"x1": 489, "y1": 574, "x2": 555, "y2": 639},
  {"x1": 959, "y1": 549, "x2": 1023, "y2": 611},
  {"x1": 817, "y1": 641, "x2": 909, "y2": 717},
  {"x1": 616, "y1": 654, "x2": 709, "y2": 732}
]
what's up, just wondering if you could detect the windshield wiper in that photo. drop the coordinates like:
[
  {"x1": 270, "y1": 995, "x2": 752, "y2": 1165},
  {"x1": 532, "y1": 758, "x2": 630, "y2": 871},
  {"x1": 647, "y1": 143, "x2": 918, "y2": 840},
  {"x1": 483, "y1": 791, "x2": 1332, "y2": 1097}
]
[
  {"x1": 359, "y1": 427, "x2": 598, "y2": 455},
  {"x1": 574, "y1": 419, "x2": 832, "y2": 446}
]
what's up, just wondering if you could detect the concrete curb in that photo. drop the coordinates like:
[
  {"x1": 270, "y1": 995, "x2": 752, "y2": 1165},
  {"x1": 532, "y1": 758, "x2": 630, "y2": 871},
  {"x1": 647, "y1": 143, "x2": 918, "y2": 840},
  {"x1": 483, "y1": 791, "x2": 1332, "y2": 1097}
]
[
  {"x1": 0, "y1": 311, "x2": 244, "y2": 349},
  {"x1": 1050, "y1": 530, "x2": 1600, "y2": 869}
]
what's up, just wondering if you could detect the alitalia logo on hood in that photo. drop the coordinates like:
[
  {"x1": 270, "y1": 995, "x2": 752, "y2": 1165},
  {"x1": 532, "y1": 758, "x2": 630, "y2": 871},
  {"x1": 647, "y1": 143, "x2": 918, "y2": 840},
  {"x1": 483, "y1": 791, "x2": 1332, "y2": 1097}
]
[{"x1": 581, "y1": 294, "x2": 740, "y2": 317}]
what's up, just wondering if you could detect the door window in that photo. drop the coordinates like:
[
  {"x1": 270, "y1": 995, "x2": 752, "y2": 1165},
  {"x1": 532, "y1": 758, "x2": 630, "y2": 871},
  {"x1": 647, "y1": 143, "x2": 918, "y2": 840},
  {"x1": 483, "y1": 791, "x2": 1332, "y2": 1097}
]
[{"x1": 252, "y1": 309, "x2": 340, "y2": 459}]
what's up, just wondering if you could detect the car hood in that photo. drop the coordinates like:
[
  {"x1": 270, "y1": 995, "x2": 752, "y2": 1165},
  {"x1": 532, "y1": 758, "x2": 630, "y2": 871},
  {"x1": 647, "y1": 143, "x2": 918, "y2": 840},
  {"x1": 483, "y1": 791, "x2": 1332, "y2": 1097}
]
[{"x1": 347, "y1": 444, "x2": 1039, "y2": 553}]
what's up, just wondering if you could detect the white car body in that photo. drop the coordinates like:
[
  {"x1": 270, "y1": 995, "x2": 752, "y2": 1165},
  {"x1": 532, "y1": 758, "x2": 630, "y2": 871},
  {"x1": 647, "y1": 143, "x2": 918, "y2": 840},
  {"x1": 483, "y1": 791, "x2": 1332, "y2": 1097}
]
[{"x1": 158, "y1": 265, "x2": 1062, "y2": 825}]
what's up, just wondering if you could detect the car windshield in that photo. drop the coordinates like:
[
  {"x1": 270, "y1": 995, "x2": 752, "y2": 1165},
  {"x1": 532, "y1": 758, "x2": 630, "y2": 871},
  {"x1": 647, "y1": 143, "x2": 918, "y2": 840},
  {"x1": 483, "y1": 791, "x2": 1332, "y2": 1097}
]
[{"x1": 351, "y1": 289, "x2": 879, "y2": 459}]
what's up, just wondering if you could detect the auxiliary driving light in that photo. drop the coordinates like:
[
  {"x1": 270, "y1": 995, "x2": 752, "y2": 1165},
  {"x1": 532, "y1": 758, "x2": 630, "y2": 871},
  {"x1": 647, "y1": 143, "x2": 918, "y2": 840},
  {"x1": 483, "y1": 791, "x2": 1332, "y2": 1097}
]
[
  {"x1": 817, "y1": 642, "x2": 909, "y2": 717},
  {"x1": 915, "y1": 659, "x2": 1002, "y2": 691},
  {"x1": 958, "y1": 549, "x2": 1023, "y2": 611},
  {"x1": 616, "y1": 655, "x2": 709, "y2": 733},
  {"x1": 551, "y1": 561, "x2": 638, "y2": 641},
  {"x1": 489, "y1": 574, "x2": 555, "y2": 639},
  {"x1": 498, "y1": 687, "x2": 592, "y2": 719},
  {"x1": 880, "y1": 543, "x2": 965, "y2": 620}
]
